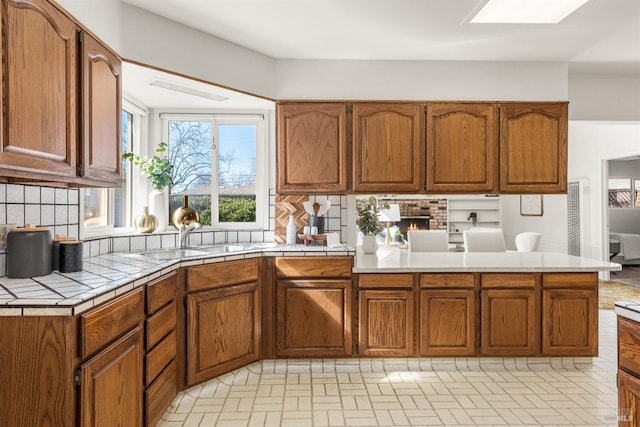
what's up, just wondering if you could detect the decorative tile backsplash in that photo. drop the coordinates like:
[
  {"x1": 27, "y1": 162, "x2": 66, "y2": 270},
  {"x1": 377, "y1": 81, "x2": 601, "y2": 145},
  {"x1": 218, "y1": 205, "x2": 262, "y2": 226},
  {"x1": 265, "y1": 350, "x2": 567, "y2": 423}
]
[{"x1": 274, "y1": 194, "x2": 347, "y2": 243}]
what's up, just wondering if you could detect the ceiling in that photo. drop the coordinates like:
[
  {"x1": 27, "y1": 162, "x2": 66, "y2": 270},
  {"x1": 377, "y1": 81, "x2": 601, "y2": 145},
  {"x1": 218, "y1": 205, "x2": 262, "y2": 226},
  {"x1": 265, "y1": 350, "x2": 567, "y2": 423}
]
[{"x1": 121, "y1": 0, "x2": 640, "y2": 109}]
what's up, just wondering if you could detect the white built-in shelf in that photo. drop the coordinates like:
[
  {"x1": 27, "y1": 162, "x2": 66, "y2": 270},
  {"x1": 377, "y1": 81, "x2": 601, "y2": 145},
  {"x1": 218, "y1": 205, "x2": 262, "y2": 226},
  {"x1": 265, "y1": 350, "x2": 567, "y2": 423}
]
[{"x1": 447, "y1": 197, "x2": 502, "y2": 245}]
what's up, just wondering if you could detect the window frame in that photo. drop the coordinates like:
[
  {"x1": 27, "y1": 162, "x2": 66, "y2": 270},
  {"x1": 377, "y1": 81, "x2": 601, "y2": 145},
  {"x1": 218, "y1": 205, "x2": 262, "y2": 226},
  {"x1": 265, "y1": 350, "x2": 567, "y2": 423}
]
[
  {"x1": 159, "y1": 111, "x2": 268, "y2": 231},
  {"x1": 608, "y1": 177, "x2": 640, "y2": 209}
]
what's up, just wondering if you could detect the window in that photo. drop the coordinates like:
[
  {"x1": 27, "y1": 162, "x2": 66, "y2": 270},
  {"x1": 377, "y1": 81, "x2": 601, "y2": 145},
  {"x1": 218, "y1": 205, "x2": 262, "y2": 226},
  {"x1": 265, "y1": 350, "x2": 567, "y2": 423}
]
[
  {"x1": 161, "y1": 113, "x2": 266, "y2": 229},
  {"x1": 608, "y1": 178, "x2": 640, "y2": 208},
  {"x1": 82, "y1": 105, "x2": 138, "y2": 235}
]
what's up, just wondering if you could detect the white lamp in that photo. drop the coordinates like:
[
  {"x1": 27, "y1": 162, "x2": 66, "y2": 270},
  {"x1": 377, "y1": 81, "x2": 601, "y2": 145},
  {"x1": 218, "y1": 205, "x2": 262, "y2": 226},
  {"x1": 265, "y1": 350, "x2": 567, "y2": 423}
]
[{"x1": 378, "y1": 204, "x2": 401, "y2": 246}]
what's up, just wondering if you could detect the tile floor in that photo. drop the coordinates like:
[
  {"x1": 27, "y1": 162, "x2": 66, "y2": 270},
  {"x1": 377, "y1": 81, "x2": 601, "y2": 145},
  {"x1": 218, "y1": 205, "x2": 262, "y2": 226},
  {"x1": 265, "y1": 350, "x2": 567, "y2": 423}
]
[{"x1": 159, "y1": 310, "x2": 620, "y2": 427}]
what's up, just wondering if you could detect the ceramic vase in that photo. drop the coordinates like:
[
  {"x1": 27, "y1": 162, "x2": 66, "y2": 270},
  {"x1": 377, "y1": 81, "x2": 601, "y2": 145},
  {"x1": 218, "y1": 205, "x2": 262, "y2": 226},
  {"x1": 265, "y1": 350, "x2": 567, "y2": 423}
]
[
  {"x1": 133, "y1": 206, "x2": 158, "y2": 233},
  {"x1": 148, "y1": 189, "x2": 168, "y2": 232},
  {"x1": 361, "y1": 234, "x2": 378, "y2": 254}
]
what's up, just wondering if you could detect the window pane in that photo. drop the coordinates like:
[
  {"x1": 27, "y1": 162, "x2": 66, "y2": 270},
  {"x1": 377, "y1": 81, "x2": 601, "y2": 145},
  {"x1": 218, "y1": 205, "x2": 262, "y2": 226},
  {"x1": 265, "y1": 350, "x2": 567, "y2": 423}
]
[
  {"x1": 168, "y1": 121, "x2": 212, "y2": 225},
  {"x1": 113, "y1": 110, "x2": 132, "y2": 227},
  {"x1": 608, "y1": 178, "x2": 632, "y2": 208},
  {"x1": 218, "y1": 124, "x2": 256, "y2": 223},
  {"x1": 635, "y1": 179, "x2": 640, "y2": 207}
]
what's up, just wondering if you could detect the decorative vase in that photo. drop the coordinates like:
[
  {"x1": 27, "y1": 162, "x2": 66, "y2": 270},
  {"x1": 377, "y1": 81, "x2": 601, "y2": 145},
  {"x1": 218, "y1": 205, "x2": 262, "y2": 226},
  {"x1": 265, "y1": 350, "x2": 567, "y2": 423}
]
[
  {"x1": 171, "y1": 195, "x2": 199, "y2": 229},
  {"x1": 148, "y1": 189, "x2": 168, "y2": 232},
  {"x1": 361, "y1": 234, "x2": 378, "y2": 254},
  {"x1": 133, "y1": 206, "x2": 158, "y2": 233}
]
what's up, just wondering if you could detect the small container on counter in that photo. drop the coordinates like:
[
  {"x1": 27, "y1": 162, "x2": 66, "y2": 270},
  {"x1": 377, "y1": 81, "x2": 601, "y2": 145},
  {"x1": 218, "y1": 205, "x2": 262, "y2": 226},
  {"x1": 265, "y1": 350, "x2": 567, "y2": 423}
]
[
  {"x1": 59, "y1": 240, "x2": 83, "y2": 273},
  {"x1": 51, "y1": 234, "x2": 73, "y2": 271},
  {"x1": 6, "y1": 226, "x2": 52, "y2": 278}
]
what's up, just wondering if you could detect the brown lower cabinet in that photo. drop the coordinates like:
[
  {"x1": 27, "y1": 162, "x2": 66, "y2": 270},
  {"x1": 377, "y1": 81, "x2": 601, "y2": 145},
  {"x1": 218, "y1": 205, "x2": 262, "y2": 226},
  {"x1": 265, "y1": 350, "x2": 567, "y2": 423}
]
[
  {"x1": 274, "y1": 256, "x2": 353, "y2": 357},
  {"x1": 358, "y1": 274, "x2": 415, "y2": 356},
  {"x1": 185, "y1": 258, "x2": 261, "y2": 386},
  {"x1": 420, "y1": 273, "x2": 476, "y2": 356},
  {"x1": 618, "y1": 316, "x2": 640, "y2": 426}
]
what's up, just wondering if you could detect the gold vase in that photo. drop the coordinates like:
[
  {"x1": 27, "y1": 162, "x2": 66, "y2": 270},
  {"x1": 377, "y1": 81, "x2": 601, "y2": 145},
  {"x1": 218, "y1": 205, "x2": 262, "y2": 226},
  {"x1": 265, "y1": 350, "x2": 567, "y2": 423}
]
[
  {"x1": 171, "y1": 195, "x2": 199, "y2": 229},
  {"x1": 134, "y1": 206, "x2": 158, "y2": 233}
]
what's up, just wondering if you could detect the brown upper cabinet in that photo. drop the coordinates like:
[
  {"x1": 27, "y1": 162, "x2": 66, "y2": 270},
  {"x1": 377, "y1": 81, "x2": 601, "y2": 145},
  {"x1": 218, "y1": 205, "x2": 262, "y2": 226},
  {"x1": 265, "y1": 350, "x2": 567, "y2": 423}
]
[
  {"x1": 80, "y1": 31, "x2": 122, "y2": 185},
  {"x1": 426, "y1": 103, "x2": 498, "y2": 193},
  {"x1": 353, "y1": 103, "x2": 423, "y2": 193},
  {"x1": 0, "y1": 0, "x2": 78, "y2": 181},
  {"x1": 499, "y1": 102, "x2": 568, "y2": 194},
  {"x1": 277, "y1": 103, "x2": 349, "y2": 193},
  {"x1": 0, "y1": 0, "x2": 121, "y2": 187}
]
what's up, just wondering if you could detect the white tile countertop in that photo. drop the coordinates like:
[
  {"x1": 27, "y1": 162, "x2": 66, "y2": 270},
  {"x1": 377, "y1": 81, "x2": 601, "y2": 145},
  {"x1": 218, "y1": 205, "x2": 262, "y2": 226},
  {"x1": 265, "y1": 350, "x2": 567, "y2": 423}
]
[
  {"x1": 353, "y1": 246, "x2": 622, "y2": 273},
  {"x1": 0, "y1": 243, "x2": 354, "y2": 316}
]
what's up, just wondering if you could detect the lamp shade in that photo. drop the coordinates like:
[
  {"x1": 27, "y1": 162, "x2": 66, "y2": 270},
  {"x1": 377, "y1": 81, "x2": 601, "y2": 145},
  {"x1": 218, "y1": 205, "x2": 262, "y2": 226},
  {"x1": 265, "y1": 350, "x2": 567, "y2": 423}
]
[{"x1": 378, "y1": 204, "x2": 401, "y2": 222}]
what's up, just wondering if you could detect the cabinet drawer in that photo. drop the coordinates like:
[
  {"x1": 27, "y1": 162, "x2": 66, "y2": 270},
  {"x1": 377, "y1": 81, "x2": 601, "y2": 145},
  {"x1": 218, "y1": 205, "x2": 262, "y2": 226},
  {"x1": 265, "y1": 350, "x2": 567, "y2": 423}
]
[
  {"x1": 146, "y1": 360, "x2": 177, "y2": 427},
  {"x1": 146, "y1": 329, "x2": 176, "y2": 386},
  {"x1": 80, "y1": 286, "x2": 145, "y2": 359},
  {"x1": 147, "y1": 271, "x2": 177, "y2": 314},
  {"x1": 146, "y1": 301, "x2": 176, "y2": 349},
  {"x1": 619, "y1": 317, "x2": 640, "y2": 376},
  {"x1": 187, "y1": 258, "x2": 259, "y2": 291},
  {"x1": 481, "y1": 273, "x2": 537, "y2": 289},
  {"x1": 359, "y1": 274, "x2": 414, "y2": 289},
  {"x1": 421, "y1": 273, "x2": 475, "y2": 289},
  {"x1": 543, "y1": 272, "x2": 597, "y2": 288},
  {"x1": 276, "y1": 257, "x2": 352, "y2": 278}
]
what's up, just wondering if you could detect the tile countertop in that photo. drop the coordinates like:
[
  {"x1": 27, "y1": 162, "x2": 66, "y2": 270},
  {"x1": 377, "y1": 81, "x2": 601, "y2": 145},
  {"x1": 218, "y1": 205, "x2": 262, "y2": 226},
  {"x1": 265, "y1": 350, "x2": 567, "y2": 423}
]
[
  {"x1": 615, "y1": 302, "x2": 640, "y2": 323},
  {"x1": 0, "y1": 243, "x2": 354, "y2": 316},
  {"x1": 353, "y1": 245, "x2": 622, "y2": 273}
]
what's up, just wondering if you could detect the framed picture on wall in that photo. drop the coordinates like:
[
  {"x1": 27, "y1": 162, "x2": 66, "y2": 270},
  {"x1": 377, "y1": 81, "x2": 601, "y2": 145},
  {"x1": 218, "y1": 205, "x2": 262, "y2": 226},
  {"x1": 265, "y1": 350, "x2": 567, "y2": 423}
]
[{"x1": 520, "y1": 195, "x2": 543, "y2": 216}]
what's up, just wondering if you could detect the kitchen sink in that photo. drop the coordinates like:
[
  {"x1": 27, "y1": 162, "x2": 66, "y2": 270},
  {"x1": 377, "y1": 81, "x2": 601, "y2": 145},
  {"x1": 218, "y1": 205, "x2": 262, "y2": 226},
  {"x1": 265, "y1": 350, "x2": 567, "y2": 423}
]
[{"x1": 141, "y1": 248, "x2": 210, "y2": 259}]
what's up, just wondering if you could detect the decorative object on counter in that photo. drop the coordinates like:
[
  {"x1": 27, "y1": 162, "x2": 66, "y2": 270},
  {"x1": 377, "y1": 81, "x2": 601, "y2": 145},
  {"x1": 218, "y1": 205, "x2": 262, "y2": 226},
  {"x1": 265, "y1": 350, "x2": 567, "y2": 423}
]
[
  {"x1": 52, "y1": 234, "x2": 73, "y2": 270},
  {"x1": 286, "y1": 214, "x2": 297, "y2": 245},
  {"x1": 171, "y1": 196, "x2": 200, "y2": 229},
  {"x1": 308, "y1": 215, "x2": 324, "y2": 234},
  {"x1": 0, "y1": 224, "x2": 16, "y2": 250},
  {"x1": 123, "y1": 142, "x2": 172, "y2": 231},
  {"x1": 6, "y1": 225, "x2": 52, "y2": 278},
  {"x1": 133, "y1": 206, "x2": 158, "y2": 233},
  {"x1": 59, "y1": 240, "x2": 83, "y2": 273},
  {"x1": 378, "y1": 204, "x2": 401, "y2": 246},
  {"x1": 393, "y1": 230, "x2": 405, "y2": 243},
  {"x1": 356, "y1": 196, "x2": 389, "y2": 254},
  {"x1": 467, "y1": 211, "x2": 478, "y2": 226}
]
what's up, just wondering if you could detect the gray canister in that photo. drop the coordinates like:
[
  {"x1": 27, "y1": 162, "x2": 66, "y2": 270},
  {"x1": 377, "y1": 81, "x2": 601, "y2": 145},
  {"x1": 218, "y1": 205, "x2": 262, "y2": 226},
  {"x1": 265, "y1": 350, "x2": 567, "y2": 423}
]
[
  {"x1": 59, "y1": 241, "x2": 83, "y2": 273},
  {"x1": 7, "y1": 227, "x2": 52, "y2": 278}
]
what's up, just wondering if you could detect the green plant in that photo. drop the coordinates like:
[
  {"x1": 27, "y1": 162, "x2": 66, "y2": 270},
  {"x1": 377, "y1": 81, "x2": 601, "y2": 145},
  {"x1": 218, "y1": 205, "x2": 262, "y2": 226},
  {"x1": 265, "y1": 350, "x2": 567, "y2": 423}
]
[
  {"x1": 355, "y1": 196, "x2": 389, "y2": 235},
  {"x1": 122, "y1": 142, "x2": 172, "y2": 191}
]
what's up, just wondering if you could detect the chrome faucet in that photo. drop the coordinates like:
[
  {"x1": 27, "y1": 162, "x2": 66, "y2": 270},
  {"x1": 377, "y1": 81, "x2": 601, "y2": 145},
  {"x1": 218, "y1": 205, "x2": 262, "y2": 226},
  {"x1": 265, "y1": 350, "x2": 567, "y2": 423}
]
[{"x1": 179, "y1": 221, "x2": 201, "y2": 247}]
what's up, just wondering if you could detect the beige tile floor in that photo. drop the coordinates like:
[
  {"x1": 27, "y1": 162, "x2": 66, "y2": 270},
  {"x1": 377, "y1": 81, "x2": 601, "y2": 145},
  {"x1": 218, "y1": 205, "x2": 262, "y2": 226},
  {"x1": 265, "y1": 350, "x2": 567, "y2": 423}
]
[{"x1": 159, "y1": 310, "x2": 620, "y2": 427}]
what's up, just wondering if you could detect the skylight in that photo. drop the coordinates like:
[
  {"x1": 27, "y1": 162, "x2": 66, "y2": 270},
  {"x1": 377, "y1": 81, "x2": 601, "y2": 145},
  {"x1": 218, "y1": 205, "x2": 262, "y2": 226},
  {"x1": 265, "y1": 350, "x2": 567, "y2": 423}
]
[{"x1": 470, "y1": 0, "x2": 590, "y2": 24}]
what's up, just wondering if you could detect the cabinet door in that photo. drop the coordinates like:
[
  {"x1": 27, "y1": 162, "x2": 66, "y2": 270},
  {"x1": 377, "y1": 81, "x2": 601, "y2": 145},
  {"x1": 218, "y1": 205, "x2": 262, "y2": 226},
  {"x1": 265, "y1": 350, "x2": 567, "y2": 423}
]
[
  {"x1": 618, "y1": 370, "x2": 640, "y2": 427},
  {"x1": 277, "y1": 103, "x2": 348, "y2": 193},
  {"x1": 0, "y1": 0, "x2": 77, "y2": 179},
  {"x1": 80, "y1": 325, "x2": 144, "y2": 427},
  {"x1": 499, "y1": 103, "x2": 568, "y2": 193},
  {"x1": 353, "y1": 103, "x2": 423, "y2": 193},
  {"x1": 481, "y1": 288, "x2": 538, "y2": 356},
  {"x1": 81, "y1": 31, "x2": 122, "y2": 185},
  {"x1": 276, "y1": 280, "x2": 352, "y2": 357},
  {"x1": 426, "y1": 103, "x2": 497, "y2": 193},
  {"x1": 542, "y1": 289, "x2": 597, "y2": 356},
  {"x1": 186, "y1": 282, "x2": 260, "y2": 385},
  {"x1": 359, "y1": 289, "x2": 414, "y2": 356},
  {"x1": 420, "y1": 289, "x2": 476, "y2": 356}
]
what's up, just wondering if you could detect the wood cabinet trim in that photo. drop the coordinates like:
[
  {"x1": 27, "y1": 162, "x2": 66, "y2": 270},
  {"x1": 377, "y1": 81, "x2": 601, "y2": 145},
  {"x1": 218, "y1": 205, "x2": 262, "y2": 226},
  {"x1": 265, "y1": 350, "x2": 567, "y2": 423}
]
[
  {"x1": 146, "y1": 329, "x2": 176, "y2": 386},
  {"x1": 275, "y1": 256, "x2": 352, "y2": 278},
  {"x1": 146, "y1": 301, "x2": 176, "y2": 350},
  {"x1": 187, "y1": 258, "x2": 259, "y2": 291},
  {"x1": 619, "y1": 317, "x2": 640, "y2": 376},
  {"x1": 147, "y1": 270, "x2": 178, "y2": 314},
  {"x1": 481, "y1": 273, "x2": 538, "y2": 288},
  {"x1": 542, "y1": 272, "x2": 597, "y2": 288},
  {"x1": 420, "y1": 273, "x2": 475, "y2": 288},
  {"x1": 358, "y1": 273, "x2": 415, "y2": 288}
]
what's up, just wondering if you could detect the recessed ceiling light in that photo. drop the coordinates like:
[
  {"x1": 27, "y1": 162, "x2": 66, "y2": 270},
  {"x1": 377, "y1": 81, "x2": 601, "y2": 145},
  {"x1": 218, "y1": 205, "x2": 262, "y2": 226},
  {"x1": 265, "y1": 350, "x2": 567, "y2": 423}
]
[
  {"x1": 148, "y1": 79, "x2": 229, "y2": 102},
  {"x1": 470, "y1": 0, "x2": 590, "y2": 24}
]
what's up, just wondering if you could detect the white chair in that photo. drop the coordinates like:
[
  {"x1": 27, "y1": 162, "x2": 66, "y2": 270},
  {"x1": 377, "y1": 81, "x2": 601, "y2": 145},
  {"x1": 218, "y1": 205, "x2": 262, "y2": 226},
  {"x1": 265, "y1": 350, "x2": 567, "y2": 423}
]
[
  {"x1": 408, "y1": 230, "x2": 449, "y2": 252},
  {"x1": 515, "y1": 232, "x2": 541, "y2": 252},
  {"x1": 463, "y1": 228, "x2": 506, "y2": 252}
]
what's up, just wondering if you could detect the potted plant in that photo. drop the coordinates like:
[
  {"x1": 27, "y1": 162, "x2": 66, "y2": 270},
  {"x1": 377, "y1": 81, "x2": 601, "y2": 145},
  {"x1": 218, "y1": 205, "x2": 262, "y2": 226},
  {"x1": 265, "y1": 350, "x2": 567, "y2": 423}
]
[
  {"x1": 394, "y1": 230, "x2": 404, "y2": 244},
  {"x1": 355, "y1": 196, "x2": 388, "y2": 253},
  {"x1": 123, "y1": 142, "x2": 172, "y2": 231}
]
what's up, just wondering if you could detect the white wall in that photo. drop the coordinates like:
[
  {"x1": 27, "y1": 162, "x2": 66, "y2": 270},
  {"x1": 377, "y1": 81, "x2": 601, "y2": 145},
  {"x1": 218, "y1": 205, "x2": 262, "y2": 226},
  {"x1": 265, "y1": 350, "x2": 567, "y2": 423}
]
[
  {"x1": 608, "y1": 159, "x2": 640, "y2": 234},
  {"x1": 568, "y1": 122, "x2": 640, "y2": 265},
  {"x1": 275, "y1": 60, "x2": 568, "y2": 100},
  {"x1": 568, "y1": 73, "x2": 640, "y2": 121},
  {"x1": 501, "y1": 195, "x2": 567, "y2": 253},
  {"x1": 55, "y1": 0, "x2": 121, "y2": 51}
]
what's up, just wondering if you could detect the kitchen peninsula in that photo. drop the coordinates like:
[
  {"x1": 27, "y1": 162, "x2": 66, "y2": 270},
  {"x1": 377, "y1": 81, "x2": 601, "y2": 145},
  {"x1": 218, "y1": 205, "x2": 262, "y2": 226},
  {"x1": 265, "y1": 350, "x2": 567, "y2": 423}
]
[{"x1": 0, "y1": 243, "x2": 620, "y2": 426}]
